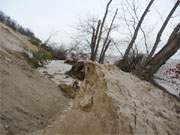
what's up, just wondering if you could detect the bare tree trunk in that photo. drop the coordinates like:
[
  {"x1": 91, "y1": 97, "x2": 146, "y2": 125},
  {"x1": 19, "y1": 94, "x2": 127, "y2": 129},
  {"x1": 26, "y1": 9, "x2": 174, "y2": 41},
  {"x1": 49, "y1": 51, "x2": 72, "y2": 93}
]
[
  {"x1": 90, "y1": 27, "x2": 96, "y2": 60},
  {"x1": 123, "y1": 0, "x2": 155, "y2": 60},
  {"x1": 147, "y1": 0, "x2": 180, "y2": 60},
  {"x1": 99, "y1": 8, "x2": 118, "y2": 63},
  {"x1": 90, "y1": 20, "x2": 101, "y2": 61},
  {"x1": 100, "y1": 40, "x2": 111, "y2": 64},
  {"x1": 94, "y1": 0, "x2": 113, "y2": 60},
  {"x1": 136, "y1": 23, "x2": 180, "y2": 80}
]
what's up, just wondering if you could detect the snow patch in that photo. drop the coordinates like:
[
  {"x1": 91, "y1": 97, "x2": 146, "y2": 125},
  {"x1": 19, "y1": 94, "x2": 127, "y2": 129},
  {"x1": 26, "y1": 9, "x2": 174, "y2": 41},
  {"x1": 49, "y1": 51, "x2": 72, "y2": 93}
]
[
  {"x1": 38, "y1": 60, "x2": 74, "y2": 85},
  {"x1": 155, "y1": 59, "x2": 180, "y2": 98}
]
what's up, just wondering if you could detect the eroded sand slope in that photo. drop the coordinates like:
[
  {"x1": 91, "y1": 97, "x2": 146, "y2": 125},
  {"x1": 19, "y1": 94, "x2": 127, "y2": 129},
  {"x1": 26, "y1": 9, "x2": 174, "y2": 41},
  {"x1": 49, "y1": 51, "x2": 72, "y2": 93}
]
[
  {"x1": 0, "y1": 49, "x2": 69, "y2": 135},
  {"x1": 0, "y1": 22, "x2": 69, "y2": 135},
  {"x1": 32, "y1": 62, "x2": 180, "y2": 135},
  {"x1": 0, "y1": 22, "x2": 180, "y2": 135}
]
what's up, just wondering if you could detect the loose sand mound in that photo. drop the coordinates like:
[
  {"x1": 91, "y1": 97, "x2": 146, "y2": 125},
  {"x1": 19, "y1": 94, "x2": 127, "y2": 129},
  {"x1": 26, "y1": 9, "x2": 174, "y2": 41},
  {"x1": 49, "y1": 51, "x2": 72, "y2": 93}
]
[{"x1": 32, "y1": 61, "x2": 180, "y2": 135}]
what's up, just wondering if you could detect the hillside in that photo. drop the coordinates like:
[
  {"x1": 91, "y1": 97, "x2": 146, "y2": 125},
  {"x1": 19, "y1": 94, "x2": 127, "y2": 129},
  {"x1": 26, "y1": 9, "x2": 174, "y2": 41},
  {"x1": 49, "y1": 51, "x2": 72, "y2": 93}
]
[
  {"x1": 0, "y1": 23, "x2": 69, "y2": 135},
  {"x1": 0, "y1": 22, "x2": 180, "y2": 135},
  {"x1": 0, "y1": 22, "x2": 38, "y2": 53}
]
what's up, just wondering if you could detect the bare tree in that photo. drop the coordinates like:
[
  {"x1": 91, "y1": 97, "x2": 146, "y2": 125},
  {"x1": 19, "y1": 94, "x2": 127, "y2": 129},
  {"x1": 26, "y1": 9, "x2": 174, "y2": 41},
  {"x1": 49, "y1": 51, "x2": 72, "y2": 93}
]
[
  {"x1": 123, "y1": 0, "x2": 155, "y2": 60},
  {"x1": 121, "y1": 0, "x2": 155, "y2": 56},
  {"x1": 93, "y1": 0, "x2": 113, "y2": 61},
  {"x1": 136, "y1": 23, "x2": 180, "y2": 80},
  {"x1": 116, "y1": 0, "x2": 155, "y2": 72},
  {"x1": 90, "y1": 20, "x2": 101, "y2": 61},
  {"x1": 147, "y1": 0, "x2": 180, "y2": 60},
  {"x1": 99, "y1": 8, "x2": 118, "y2": 63},
  {"x1": 74, "y1": 0, "x2": 116, "y2": 63},
  {"x1": 115, "y1": 0, "x2": 180, "y2": 82}
]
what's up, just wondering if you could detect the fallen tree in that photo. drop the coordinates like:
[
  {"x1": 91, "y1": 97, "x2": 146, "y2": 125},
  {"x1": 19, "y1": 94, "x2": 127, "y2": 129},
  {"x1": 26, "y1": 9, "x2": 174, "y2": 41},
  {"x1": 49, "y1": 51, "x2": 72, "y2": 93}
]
[
  {"x1": 118, "y1": 0, "x2": 180, "y2": 81},
  {"x1": 136, "y1": 23, "x2": 180, "y2": 80}
]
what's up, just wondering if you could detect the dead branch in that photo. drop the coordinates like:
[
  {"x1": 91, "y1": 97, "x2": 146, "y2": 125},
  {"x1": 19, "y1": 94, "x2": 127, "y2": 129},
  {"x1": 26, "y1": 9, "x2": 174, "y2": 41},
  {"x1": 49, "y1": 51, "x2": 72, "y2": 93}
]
[
  {"x1": 123, "y1": 0, "x2": 155, "y2": 60},
  {"x1": 147, "y1": 0, "x2": 180, "y2": 59},
  {"x1": 99, "y1": 8, "x2": 118, "y2": 63},
  {"x1": 94, "y1": 0, "x2": 113, "y2": 60},
  {"x1": 137, "y1": 23, "x2": 180, "y2": 80}
]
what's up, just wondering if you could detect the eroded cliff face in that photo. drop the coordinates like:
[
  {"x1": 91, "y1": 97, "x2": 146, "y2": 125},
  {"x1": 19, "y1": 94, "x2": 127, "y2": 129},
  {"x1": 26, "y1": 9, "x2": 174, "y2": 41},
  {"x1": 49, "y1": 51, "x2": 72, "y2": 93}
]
[
  {"x1": 32, "y1": 61, "x2": 180, "y2": 135},
  {"x1": 0, "y1": 50, "x2": 69, "y2": 135}
]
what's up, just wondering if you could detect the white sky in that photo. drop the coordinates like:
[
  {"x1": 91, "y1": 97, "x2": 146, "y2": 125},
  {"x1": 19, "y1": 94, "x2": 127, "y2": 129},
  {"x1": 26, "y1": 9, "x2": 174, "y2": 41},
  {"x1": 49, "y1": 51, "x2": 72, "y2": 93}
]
[
  {"x1": 0, "y1": 0, "x2": 179, "y2": 57},
  {"x1": 0, "y1": 0, "x2": 110, "y2": 42}
]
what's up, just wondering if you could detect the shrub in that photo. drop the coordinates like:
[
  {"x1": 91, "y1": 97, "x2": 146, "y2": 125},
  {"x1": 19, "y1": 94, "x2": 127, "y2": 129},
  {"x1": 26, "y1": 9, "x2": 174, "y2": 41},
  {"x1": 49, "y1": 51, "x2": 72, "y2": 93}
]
[
  {"x1": 40, "y1": 44, "x2": 67, "y2": 60},
  {"x1": 32, "y1": 50, "x2": 53, "y2": 67},
  {"x1": 53, "y1": 47, "x2": 67, "y2": 60},
  {"x1": 24, "y1": 49, "x2": 53, "y2": 68},
  {"x1": 29, "y1": 38, "x2": 42, "y2": 46},
  {"x1": 115, "y1": 53, "x2": 145, "y2": 72}
]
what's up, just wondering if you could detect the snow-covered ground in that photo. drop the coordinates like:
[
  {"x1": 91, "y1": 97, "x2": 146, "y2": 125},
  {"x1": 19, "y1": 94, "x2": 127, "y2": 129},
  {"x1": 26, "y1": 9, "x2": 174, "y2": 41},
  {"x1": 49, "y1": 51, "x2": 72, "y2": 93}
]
[
  {"x1": 154, "y1": 59, "x2": 180, "y2": 98},
  {"x1": 105, "y1": 55, "x2": 120, "y2": 64},
  {"x1": 38, "y1": 60, "x2": 74, "y2": 85}
]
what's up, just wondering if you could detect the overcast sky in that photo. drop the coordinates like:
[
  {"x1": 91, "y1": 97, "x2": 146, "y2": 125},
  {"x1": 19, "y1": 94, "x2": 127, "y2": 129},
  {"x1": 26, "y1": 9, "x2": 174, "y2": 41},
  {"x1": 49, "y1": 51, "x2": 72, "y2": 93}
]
[
  {"x1": 0, "y1": 0, "x2": 179, "y2": 57},
  {"x1": 0, "y1": 0, "x2": 110, "y2": 42},
  {"x1": 0, "y1": 0, "x2": 178, "y2": 40}
]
